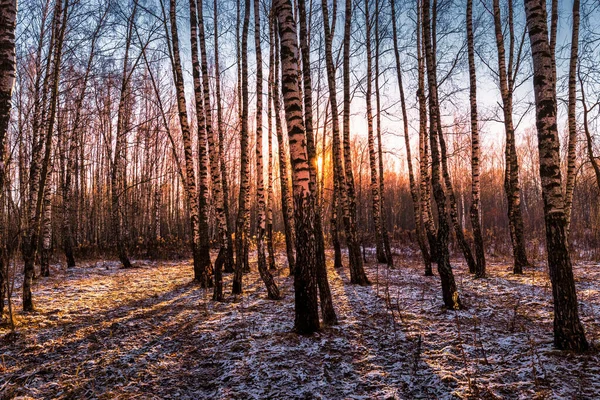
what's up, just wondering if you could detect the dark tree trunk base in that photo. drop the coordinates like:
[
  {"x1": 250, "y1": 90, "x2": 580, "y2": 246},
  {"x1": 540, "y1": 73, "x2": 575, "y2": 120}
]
[{"x1": 293, "y1": 194, "x2": 320, "y2": 335}]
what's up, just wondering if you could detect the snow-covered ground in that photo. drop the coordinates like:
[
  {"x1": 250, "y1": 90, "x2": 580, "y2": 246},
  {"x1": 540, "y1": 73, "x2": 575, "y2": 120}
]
[{"x1": 1, "y1": 253, "x2": 598, "y2": 399}]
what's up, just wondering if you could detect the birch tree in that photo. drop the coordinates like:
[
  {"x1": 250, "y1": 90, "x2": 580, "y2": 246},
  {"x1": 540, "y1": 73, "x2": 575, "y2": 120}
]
[
  {"x1": 467, "y1": 0, "x2": 485, "y2": 277},
  {"x1": 254, "y1": 0, "x2": 280, "y2": 300},
  {"x1": 422, "y1": 0, "x2": 460, "y2": 309},
  {"x1": 0, "y1": 0, "x2": 17, "y2": 314},
  {"x1": 524, "y1": 0, "x2": 587, "y2": 351},
  {"x1": 167, "y1": 0, "x2": 202, "y2": 281},
  {"x1": 492, "y1": 0, "x2": 530, "y2": 274},
  {"x1": 275, "y1": 0, "x2": 321, "y2": 333}
]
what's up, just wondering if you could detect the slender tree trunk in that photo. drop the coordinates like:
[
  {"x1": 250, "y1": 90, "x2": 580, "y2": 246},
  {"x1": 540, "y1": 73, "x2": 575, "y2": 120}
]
[
  {"x1": 524, "y1": 0, "x2": 588, "y2": 352},
  {"x1": 40, "y1": 161, "x2": 54, "y2": 277},
  {"x1": 254, "y1": 0, "x2": 280, "y2": 300},
  {"x1": 0, "y1": 0, "x2": 16, "y2": 202},
  {"x1": 430, "y1": 0, "x2": 476, "y2": 274},
  {"x1": 0, "y1": 0, "x2": 17, "y2": 313},
  {"x1": 213, "y1": 0, "x2": 235, "y2": 274},
  {"x1": 189, "y1": 0, "x2": 213, "y2": 287},
  {"x1": 417, "y1": 0, "x2": 436, "y2": 272},
  {"x1": 233, "y1": 0, "x2": 252, "y2": 294},
  {"x1": 467, "y1": 0, "x2": 485, "y2": 277},
  {"x1": 198, "y1": 0, "x2": 227, "y2": 295},
  {"x1": 168, "y1": 0, "x2": 201, "y2": 279},
  {"x1": 298, "y1": 0, "x2": 337, "y2": 324},
  {"x1": 112, "y1": 1, "x2": 135, "y2": 270},
  {"x1": 423, "y1": 0, "x2": 460, "y2": 309},
  {"x1": 364, "y1": 0, "x2": 386, "y2": 264},
  {"x1": 321, "y1": 0, "x2": 346, "y2": 273},
  {"x1": 564, "y1": 0, "x2": 579, "y2": 236},
  {"x1": 22, "y1": 0, "x2": 69, "y2": 310},
  {"x1": 391, "y1": 0, "x2": 428, "y2": 271},
  {"x1": 270, "y1": 15, "x2": 296, "y2": 275},
  {"x1": 275, "y1": 0, "x2": 321, "y2": 334},
  {"x1": 266, "y1": 31, "x2": 277, "y2": 272},
  {"x1": 331, "y1": 182, "x2": 343, "y2": 269},
  {"x1": 493, "y1": 0, "x2": 529, "y2": 274},
  {"x1": 375, "y1": 1, "x2": 393, "y2": 268},
  {"x1": 342, "y1": 0, "x2": 369, "y2": 285}
]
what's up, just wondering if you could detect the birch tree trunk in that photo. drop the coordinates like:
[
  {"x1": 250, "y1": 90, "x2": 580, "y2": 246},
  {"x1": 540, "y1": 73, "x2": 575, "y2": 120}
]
[
  {"x1": 493, "y1": 0, "x2": 530, "y2": 274},
  {"x1": 375, "y1": 0, "x2": 393, "y2": 268},
  {"x1": 430, "y1": 0, "x2": 476, "y2": 274},
  {"x1": 213, "y1": 0, "x2": 235, "y2": 274},
  {"x1": 0, "y1": 0, "x2": 17, "y2": 314},
  {"x1": 168, "y1": 0, "x2": 201, "y2": 279},
  {"x1": 417, "y1": 0, "x2": 437, "y2": 272},
  {"x1": 266, "y1": 33, "x2": 277, "y2": 272},
  {"x1": 342, "y1": 0, "x2": 369, "y2": 285},
  {"x1": 364, "y1": 0, "x2": 386, "y2": 265},
  {"x1": 189, "y1": 0, "x2": 213, "y2": 287},
  {"x1": 270, "y1": 15, "x2": 296, "y2": 275},
  {"x1": 254, "y1": 0, "x2": 280, "y2": 300},
  {"x1": 298, "y1": 0, "x2": 337, "y2": 325},
  {"x1": 524, "y1": 0, "x2": 588, "y2": 352},
  {"x1": 233, "y1": 0, "x2": 252, "y2": 294},
  {"x1": 22, "y1": 0, "x2": 69, "y2": 310},
  {"x1": 564, "y1": 0, "x2": 579, "y2": 236},
  {"x1": 391, "y1": 0, "x2": 428, "y2": 271},
  {"x1": 321, "y1": 0, "x2": 346, "y2": 272},
  {"x1": 0, "y1": 0, "x2": 15, "y2": 201},
  {"x1": 196, "y1": 0, "x2": 226, "y2": 297},
  {"x1": 467, "y1": 0, "x2": 486, "y2": 277},
  {"x1": 40, "y1": 160, "x2": 54, "y2": 277},
  {"x1": 111, "y1": 1, "x2": 135, "y2": 270},
  {"x1": 275, "y1": 0, "x2": 321, "y2": 334},
  {"x1": 423, "y1": 0, "x2": 460, "y2": 309}
]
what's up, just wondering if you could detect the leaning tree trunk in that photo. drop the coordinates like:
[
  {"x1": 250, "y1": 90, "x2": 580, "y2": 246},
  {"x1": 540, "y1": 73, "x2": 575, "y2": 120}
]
[
  {"x1": 270, "y1": 16, "x2": 296, "y2": 275},
  {"x1": 423, "y1": 0, "x2": 460, "y2": 309},
  {"x1": 197, "y1": 0, "x2": 227, "y2": 296},
  {"x1": 0, "y1": 0, "x2": 17, "y2": 314},
  {"x1": 524, "y1": 0, "x2": 588, "y2": 352},
  {"x1": 233, "y1": 0, "x2": 252, "y2": 294},
  {"x1": 254, "y1": 0, "x2": 280, "y2": 300},
  {"x1": 275, "y1": 0, "x2": 322, "y2": 334},
  {"x1": 342, "y1": 0, "x2": 369, "y2": 285},
  {"x1": 430, "y1": 0, "x2": 476, "y2": 275},
  {"x1": 168, "y1": 0, "x2": 201, "y2": 279},
  {"x1": 493, "y1": 0, "x2": 529, "y2": 274},
  {"x1": 298, "y1": 0, "x2": 337, "y2": 325},
  {"x1": 467, "y1": 0, "x2": 485, "y2": 277},
  {"x1": 391, "y1": 0, "x2": 428, "y2": 271},
  {"x1": 364, "y1": 0, "x2": 387, "y2": 265},
  {"x1": 564, "y1": 0, "x2": 579, "y2": 237}
]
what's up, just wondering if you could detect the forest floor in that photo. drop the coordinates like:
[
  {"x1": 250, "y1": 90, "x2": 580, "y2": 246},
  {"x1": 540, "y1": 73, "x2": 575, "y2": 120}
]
[{"x1": 1, "y1": 250, "x2": 599, "y2": 399}]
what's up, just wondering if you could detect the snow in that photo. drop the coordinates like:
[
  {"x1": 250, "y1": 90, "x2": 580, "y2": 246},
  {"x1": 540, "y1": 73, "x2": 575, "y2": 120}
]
[{"x1": 1, "y1": 253, "x2": 599, "y2": 399}]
